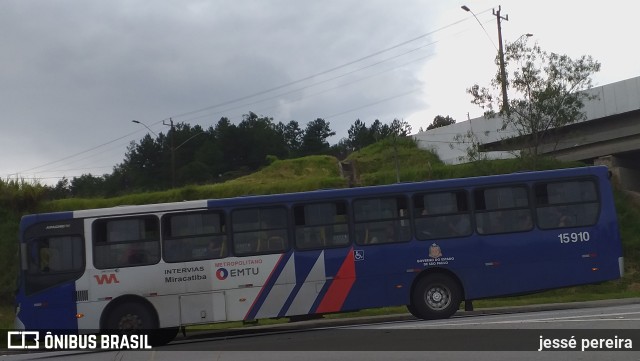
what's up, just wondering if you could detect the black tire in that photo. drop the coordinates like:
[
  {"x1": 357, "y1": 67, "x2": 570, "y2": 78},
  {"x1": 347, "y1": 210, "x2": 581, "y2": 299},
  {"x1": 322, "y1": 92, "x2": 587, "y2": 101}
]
[
  {"x1": 105, "y1": 302, "x2": 158, "y2": 331},
  {"x1": 104, "y1": 302, "x2": 179, "y2": 346},
  {"x1": 410, "y1": 273, "x2": 462, "y2": 320},
  {"x1": 406, "y1": 303, "x2": 421, "y2": 319},
  {"x1": 289, "y1": 314, "x2": 324, "y2": 322}
]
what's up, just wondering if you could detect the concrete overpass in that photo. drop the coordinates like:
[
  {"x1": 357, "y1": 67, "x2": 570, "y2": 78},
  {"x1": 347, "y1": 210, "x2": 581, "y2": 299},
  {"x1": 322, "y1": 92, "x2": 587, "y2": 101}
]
[{"x1": 414, "y1": 76, "x2": 640, "y2": 191}]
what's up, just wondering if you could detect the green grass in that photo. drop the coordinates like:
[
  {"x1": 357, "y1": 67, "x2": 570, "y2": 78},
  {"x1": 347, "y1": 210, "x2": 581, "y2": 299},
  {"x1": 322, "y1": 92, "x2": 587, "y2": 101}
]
[
  {"x1": 346, "y1": 138, "x2": 585, "y2": 186},
  {"x1": 1, "y1": 304, "x2": 13, "y2": 349},
  {"x1": 0, "y1": 304, "x2": 12, "y2": 329},
  {"x1": 41, "y1": 155, "x2": 346, "y2": 213}
]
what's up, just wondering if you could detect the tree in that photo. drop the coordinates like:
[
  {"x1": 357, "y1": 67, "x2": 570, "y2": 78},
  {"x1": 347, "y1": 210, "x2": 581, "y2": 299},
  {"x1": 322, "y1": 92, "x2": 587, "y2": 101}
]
[
  {"x1": 389, "y1": 118, "x2": 412, "y2": 136},
  {"x1": 213, "y1": 117, "x2": 240, "y2": 172},
  {"x1": 369, "y1": 119, "x2": 388, "y2": 141},
  {"x1": 276, "y1": 120, "x2": 304, "y2": 157},
  {"x1": 299, "y1": 118, "x2": 336, "y2": 156},
  {"x1": 70, "y1": 174, "x2": 106, "y2": 198},
  {"x1": 347, "y1": 119, "x2": 371, "y2": 151},
  {"x1": 468, "y1": 39, "x2": 600, "y2": 167},
  {"x1": 171, "y1": 123, "x2": 208, "y2": 187},
  {"x1": 427, "y1": 115, "x2": 456, "y2": 130},
  {"x1": 51, "y1": 177, "x2": 71, "y2": 199},
  {"x1": 328, "y1": 138, "x2": 350, "y2": 160},
  {"x1": 122, "y1": 135, "x2": 166, "y2": 190},
  {"x1": 237, "y1": 112, "x2": 287, "y2": 170}
]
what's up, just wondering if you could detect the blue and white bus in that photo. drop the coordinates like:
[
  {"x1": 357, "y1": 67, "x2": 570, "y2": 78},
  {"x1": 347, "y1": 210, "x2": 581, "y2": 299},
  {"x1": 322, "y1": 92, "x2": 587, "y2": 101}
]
[{"x1": 15, "y1": 166, "x2": 623, "y2": 344}]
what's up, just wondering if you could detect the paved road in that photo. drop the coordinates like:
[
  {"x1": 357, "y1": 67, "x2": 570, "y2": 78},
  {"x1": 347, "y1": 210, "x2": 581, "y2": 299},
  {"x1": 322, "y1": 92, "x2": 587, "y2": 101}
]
[{"x1": 4, "y1": 299, "x2": 640, "y2": 361}]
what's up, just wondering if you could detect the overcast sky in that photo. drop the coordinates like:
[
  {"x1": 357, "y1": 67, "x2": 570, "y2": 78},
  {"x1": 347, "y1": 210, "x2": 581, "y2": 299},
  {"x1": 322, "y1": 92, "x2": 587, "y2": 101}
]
[{"x1": 2, "y1": 0, "x2": 639, "y2": 184}]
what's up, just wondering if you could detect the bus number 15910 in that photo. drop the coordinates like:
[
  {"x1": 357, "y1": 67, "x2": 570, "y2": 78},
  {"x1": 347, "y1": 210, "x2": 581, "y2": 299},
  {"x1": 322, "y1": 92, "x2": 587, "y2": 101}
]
[{"x1": 558, "y1": 231, "x2": 590, "y2": 244}]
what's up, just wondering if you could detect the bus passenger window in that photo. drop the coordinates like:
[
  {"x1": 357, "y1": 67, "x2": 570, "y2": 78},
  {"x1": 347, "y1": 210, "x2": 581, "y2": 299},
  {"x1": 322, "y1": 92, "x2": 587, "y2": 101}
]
[
  {"x1": 122, "y1": 245, "x2": 148, "y2": 265},
  {"x1": 369, "y1": 222, "x2": 396, "y2": 244},
  {"x1": 232, "y1": 207, "x2": 289, "y2": 256},
  {"x1": 535, "y1": 180, "x2": 599, "y2": 229},
  {"x1": 353, "y1": 196, "x2": 410, "y2": 245},
  {"x1": 294, "y1": 201, "x2": 349, "y2": 250},
  {"x1": 162, "y1": 211, "x2": 227, "y2": 262},
  {"x1": 93, "y1": 216, "x2": 160, "y2": 269},
  {"x1": 474, "y1": 186, "x2": 532, "y2": 235},
  {"x1": 413, "y1": 191, "x2": 471, "y2": 240}
]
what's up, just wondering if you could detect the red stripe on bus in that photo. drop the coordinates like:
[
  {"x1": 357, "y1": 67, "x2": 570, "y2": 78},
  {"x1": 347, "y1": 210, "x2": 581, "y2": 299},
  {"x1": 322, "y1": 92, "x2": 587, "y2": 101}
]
[{"x1": 315, "y1": 248, "x2": 356, "y2": 313}]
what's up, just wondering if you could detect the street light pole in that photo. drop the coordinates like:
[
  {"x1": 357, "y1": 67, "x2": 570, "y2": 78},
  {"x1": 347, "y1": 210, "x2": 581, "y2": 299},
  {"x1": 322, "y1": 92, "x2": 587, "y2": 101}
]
[
  {"x1": 461, "y1": 5, "x2": 510, "y2": 113},
  {"x1": 132, "y1": 118, "x2": 207, "y2": 189},
  {"x1": 163, "y1": 118, "x2": 176, "y2": 188},
  {"x1": 493, "y1": 6, "x2": 509, "y2": 113},
  {"x1": 131, "y1": 120, "x2": 158, "y2": 137}
]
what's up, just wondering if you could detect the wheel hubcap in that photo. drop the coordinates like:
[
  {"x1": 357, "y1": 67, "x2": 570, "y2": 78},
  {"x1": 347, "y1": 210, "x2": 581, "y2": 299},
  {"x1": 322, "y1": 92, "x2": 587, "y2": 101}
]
[
  {"x1": 425, "y1": 285, "x2": 451, "y2": 310},
  {"x1": 118, "y1": 313, "x2": 142, "y2": 330}
]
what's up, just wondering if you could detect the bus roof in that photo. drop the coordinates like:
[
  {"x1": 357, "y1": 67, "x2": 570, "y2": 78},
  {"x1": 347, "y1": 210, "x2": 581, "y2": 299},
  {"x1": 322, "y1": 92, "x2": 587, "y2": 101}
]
[{"x1": 23, "y1": 166, "x2": 609, "y2": 223}]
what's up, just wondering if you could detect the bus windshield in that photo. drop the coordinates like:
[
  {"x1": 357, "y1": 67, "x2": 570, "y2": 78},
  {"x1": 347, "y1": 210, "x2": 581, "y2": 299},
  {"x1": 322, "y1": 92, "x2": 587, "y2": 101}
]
[{"x1": 23, "y1": 236, "x2": 84, "y2": 295}]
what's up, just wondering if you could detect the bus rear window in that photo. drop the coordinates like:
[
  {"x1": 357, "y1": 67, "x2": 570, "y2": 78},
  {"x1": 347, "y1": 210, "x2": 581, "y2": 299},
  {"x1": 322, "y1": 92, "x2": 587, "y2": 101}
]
[
  {"x1": 535, "y1": 180, "x2": 599, "y2": 229},
  {"x1": 93, "y1": 216, "x2": 160, "y2": 269}
]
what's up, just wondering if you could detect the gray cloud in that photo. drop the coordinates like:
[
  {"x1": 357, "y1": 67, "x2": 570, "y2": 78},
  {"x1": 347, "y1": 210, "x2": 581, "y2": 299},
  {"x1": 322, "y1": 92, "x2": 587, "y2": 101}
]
[
  {"x1": 1, "y1": 0, "x2": 438, "y2": 182},
  {"x1": 5, "y1": 0, "x2": 635, "y2": 182}
]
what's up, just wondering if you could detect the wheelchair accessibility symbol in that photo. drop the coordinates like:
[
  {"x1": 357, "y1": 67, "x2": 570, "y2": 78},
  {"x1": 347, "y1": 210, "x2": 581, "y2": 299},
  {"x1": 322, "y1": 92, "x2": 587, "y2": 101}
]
[{"x1": 354, "y1": 250, "x2": 365, "y2": 261}]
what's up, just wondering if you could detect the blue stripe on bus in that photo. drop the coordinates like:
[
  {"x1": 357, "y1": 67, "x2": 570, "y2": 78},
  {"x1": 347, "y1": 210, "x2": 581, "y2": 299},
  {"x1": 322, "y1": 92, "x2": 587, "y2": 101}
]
[
  {"x1": 245, "y1": 251, "x2": 294, "y2": 320},
  {"x1": 277, "y1": 250, "x2": 324, "y2": 317},
  {"x1": 309, "y1": 278, "x2": 331, "y2": 314}
]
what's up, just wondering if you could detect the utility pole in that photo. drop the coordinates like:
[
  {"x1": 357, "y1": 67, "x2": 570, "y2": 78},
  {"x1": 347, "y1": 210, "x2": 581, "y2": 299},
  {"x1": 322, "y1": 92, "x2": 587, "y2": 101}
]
[
  {"x1": 163, "y1": 118, "x2": 175, "y2": 188},
  {"x1": 493, "y1": 6, "x2": 509, "y2": 113}
]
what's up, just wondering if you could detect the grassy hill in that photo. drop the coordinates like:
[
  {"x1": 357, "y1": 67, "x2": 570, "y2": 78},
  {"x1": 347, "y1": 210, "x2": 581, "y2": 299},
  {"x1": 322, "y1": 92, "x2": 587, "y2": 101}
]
[
  {"x1": 346, "y1": 137, "x2": 584, "y2": 185},
  {"x1": 41, "y1": 155, "x2": 346, "y2": 212}
]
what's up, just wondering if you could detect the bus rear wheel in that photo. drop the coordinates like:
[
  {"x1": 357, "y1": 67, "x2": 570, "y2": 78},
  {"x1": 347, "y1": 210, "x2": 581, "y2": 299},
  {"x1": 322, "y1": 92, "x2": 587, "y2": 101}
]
[
  {"x1": 406, "y1": 303, "x2": 421, "y2": 319},
  {"x1": 411, "y1": 274, "x2": 461, "y2": 320}
]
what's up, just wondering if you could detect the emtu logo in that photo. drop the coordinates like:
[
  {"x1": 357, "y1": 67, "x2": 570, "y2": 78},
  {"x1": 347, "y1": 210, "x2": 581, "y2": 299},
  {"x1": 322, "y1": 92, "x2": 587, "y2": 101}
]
[
  {"x1": 215, "y1": 268, "x2": 229, "y2": 280},
  {"x1": 94, "y1": 273, "x2": 120, "y2": 285}
]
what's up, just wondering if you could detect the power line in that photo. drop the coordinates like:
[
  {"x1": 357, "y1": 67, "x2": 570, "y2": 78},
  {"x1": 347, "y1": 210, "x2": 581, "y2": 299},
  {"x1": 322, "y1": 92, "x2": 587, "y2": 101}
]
[
  {"x1": 324, "y1": 88, "x2": 422, "y2": 120},
  {"x1": 180, "y1": 46, "x2": 438, "y2": 125},
  {"x1": 179, "y1": 17, "x2": 497, "y2": 125},
  {"x1": 167, "y1": 10, "x2": 491, "y2": 122},
  {"x1": 10, "y1": 10, "x2": 494, "y2": 179},
  {"x1": 177, "y1": 15, "x2": 497, "y2": 125},
  {"x1": 13, "y1": 130, "x2": 139, "y2": 175}
]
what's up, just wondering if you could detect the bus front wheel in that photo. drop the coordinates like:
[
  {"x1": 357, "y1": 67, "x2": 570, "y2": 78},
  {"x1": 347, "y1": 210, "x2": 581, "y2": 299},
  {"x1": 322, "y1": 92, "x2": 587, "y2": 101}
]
[
  {"x1": 411, "y1": 274, "x2": 461, "y2": 320},
  {"x1": 104, "y1": 302, "x2": 177, "y2": 346},
  {"x1": 105, "y1": 301, "x2": 157, "y2": 331}
]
